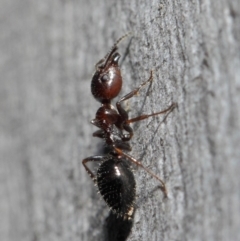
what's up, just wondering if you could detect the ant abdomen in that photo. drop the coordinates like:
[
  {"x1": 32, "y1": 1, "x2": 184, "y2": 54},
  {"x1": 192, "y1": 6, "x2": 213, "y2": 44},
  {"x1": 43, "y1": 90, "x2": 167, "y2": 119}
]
[{"x1": 97, "y1": 157, "x2": 136, "y2": 219}]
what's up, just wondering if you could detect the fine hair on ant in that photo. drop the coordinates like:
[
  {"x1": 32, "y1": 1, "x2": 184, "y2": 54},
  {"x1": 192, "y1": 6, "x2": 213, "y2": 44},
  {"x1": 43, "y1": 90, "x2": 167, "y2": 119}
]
[{"x1": 82, "y1": 34, "x2": 176, "y2": 220}]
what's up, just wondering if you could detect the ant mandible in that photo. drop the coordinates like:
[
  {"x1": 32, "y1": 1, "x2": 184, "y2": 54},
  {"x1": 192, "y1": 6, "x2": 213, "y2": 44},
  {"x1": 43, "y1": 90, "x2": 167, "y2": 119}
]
[{"x1": 82, "y1": 34, "x2": 176, "y2": 219}]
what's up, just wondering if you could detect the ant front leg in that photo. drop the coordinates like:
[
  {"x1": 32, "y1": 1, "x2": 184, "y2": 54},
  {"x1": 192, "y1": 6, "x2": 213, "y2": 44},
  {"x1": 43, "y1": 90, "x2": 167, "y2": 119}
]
[
  {"x1": 82, "y1": 156, "x2": 104, "y2": 183},
  {"x1": 116, "y1": 71, "x2": 154, "y2": 140},
  {"x1": 116, "y1": 70, "x2": 153, "y2": 116}
]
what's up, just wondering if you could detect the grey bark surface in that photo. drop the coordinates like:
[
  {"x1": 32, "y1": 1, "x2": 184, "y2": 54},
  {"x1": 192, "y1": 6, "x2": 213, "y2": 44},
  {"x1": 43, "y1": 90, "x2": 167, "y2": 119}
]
[{"x1": 1, "y1": 0, "x2": 240, "y2": 241}]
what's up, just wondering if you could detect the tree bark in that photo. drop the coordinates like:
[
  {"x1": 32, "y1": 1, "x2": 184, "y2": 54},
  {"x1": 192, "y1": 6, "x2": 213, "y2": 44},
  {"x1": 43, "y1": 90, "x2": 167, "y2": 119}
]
[{"x1": 1, "y1": 0, "x2": 239, "y2": 241}]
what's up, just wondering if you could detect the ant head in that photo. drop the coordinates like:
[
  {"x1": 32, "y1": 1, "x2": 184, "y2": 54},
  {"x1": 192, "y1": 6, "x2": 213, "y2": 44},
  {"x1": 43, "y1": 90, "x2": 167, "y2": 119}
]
[
  {"x1": 91, "y1": 34, "x2": 130, "y2": 103},
  {"x1": 91, "y1": 47, "x2": 122, "y2": 103}
]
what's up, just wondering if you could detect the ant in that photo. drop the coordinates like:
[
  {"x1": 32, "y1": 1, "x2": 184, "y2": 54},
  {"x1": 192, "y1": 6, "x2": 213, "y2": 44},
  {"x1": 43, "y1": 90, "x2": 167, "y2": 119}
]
[{"x1": 82, "y1": 34, "x2": 176, "y2": 220}]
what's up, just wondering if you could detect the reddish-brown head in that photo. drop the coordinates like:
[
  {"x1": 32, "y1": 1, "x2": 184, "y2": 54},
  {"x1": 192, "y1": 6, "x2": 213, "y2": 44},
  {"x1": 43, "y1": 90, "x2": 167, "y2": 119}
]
[{"x1": 91, "y1": 48, "x2": 122, "y2": 103}]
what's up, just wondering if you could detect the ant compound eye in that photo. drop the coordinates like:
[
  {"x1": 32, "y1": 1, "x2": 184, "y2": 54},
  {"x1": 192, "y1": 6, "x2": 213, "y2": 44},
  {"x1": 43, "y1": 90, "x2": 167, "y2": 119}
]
[
  {"x1": 101, "y1": 73, "x2": 109, "y2": 83},
  {"x1": 112, "y1": 52, "x2": 120, "y2": 64}
]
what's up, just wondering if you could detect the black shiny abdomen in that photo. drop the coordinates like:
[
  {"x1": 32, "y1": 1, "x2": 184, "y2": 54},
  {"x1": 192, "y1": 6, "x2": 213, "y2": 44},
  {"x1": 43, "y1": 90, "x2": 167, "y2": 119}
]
[{"x1": 97, "y1": 158, "x2": 136, "y2": 218}]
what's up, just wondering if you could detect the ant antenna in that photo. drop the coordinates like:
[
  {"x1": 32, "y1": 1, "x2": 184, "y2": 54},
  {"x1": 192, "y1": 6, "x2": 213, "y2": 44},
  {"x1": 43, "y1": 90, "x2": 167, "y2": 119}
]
[{"x1": 102, "y1": 32, "x2": 132, "y2": 69}]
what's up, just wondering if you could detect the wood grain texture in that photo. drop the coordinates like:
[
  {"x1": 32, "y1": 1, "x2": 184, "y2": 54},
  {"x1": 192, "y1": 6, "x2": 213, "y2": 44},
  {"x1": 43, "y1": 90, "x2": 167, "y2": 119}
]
[{"x1": 1, "y1": 0, "x2": 240, "y2": 241}]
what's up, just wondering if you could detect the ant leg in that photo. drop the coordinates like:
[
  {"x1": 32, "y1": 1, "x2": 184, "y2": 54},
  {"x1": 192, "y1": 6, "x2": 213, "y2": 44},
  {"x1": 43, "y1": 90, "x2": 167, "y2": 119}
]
[
  {"x1": 126, "y1": 102, "x2": 177, "y2": 124},
  {"x1": 82, "y1": 156, "x2": 104, "y2": 182},
  {"x1": 114, "y1": 147, "x2": 168, "y2": 197},
  {"x1": 114, "y1": 140, "x2": 132, "y2": 152},
  {"x1": 116, "y1": 71, "x2": 154, "y2": 140},
  {"x1": 116, "y1": 70, "x2": 154, "y2": 120}
]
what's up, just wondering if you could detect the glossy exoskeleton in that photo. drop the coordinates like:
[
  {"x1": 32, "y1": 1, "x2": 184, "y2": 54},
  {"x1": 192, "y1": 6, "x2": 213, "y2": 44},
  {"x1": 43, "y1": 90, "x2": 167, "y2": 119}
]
[{"x1": 82, "y1": 34, "x2": 176, "y2": 219}]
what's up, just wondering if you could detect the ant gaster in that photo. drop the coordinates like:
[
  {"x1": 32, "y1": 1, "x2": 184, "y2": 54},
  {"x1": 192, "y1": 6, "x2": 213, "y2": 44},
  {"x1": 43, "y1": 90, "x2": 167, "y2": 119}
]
[{"x1": 82, "y1": 34, "x2": 176, "y2": 219}]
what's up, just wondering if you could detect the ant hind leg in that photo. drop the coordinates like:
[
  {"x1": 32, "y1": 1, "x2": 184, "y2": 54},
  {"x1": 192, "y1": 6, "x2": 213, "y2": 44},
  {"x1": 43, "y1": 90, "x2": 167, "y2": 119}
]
[{"x1": 114, "y1": 147, "x2": 168, "y2": 197}]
